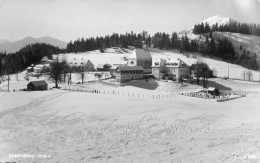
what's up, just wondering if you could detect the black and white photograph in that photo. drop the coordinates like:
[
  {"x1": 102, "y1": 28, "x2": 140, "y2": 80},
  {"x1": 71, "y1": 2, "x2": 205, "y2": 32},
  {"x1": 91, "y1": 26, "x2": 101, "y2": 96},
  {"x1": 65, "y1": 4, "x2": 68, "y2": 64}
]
[{"x1": 0, "y1": 0, "x2": 260, "y2": 162}]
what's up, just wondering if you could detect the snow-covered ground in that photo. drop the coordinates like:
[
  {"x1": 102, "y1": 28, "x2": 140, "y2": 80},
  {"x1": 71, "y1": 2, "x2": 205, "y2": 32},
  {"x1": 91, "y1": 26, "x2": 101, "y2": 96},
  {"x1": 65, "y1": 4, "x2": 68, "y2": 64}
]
[
  {"x1": 0, "y1": 89, "x2": 260, "y2": 162},
  {"x1": 1, "y1": 48, "x2": 260, "y2": 162}
]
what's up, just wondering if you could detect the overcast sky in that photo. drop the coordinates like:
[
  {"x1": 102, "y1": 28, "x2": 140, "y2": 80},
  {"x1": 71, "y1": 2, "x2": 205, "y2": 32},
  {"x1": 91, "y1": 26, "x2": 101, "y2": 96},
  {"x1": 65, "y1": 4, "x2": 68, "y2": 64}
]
[{"x1": 1, "y1": 0, "x2": 260, "y2": 42}]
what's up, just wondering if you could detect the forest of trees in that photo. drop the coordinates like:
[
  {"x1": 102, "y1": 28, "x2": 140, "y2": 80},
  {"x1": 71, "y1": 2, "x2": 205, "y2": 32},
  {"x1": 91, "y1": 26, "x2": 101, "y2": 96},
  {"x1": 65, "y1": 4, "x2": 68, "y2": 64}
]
[
  {"x1": 193, "y1": 22, "x2": 260, "y2": 36},
  {"x1": 65, "y1": 31, "x2": 250, "y2": 69},
  {"x1": 0, "y1": 43, "x2": 62, "y2": 76},
  {"x1": 66, "y1": 31, "x2": 150, "y2": 53}
]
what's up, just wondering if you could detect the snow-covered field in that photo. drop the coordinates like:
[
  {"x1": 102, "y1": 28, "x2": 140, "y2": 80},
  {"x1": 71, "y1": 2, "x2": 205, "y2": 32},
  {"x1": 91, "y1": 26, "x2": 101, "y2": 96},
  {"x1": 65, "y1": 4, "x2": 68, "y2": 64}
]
[
  {"x1": 1, "y1": 48, "x2": 260, "y2": 162},
  {"x1": 1, "y1": 89, "x2": 260, "y2": 162}
]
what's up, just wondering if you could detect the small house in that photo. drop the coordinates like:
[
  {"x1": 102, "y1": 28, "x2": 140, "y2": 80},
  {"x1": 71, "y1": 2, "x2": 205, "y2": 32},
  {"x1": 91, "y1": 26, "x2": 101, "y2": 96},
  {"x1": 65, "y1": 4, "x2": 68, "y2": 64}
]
[
  {"x1": 207, "y1": 87, "x2": 219, "y2": 96},
  {"x1": 27, "y1": 80, "x2": 48, "y2": 91},
  {"x1": 27, "y1": 67, "x2": 34, "y2": 73},
  {"x1": 96, "y1": 63, "x2": 111, "y2": 71},
  {"x1": 41, "y1": 56, "x2": 53, "y2": 64}
]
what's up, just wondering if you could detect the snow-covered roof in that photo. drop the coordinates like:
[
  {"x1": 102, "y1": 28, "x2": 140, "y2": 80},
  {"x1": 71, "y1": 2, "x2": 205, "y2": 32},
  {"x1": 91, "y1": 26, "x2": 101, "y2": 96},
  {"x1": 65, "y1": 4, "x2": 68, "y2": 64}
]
[
  {"x1": 202, "y1": 15, "x2": 237, "y2": 27},
  {"x1": 35, "y1": 65, "x2": 44, "y2": 68},
  {"x1": 96, "y1": 63, "x2": 105, "y2": 69},
  {"x1": 152, "y1": 58, "x2": 167, "y2": 68},
  {"x1": 27, "y1": 80, "x2": 48, "y2": 87},
  {"x1": 207, "y1": 87, "x2": 216, "y2": 91},
  {"x1": 111, "y1": 65, "x2": 119, "y2": 69},
  {"x1": 127, "y1": 49, "x2": 152, "y2": 59},
  {"x1": 165, "y1": 58, "x2": 188, "y2": 68}
]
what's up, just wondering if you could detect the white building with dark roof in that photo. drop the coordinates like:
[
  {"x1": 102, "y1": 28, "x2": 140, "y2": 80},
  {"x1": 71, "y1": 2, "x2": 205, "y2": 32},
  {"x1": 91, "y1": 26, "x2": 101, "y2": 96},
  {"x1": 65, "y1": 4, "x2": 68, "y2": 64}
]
[{"x1": 152, "y1": 58, "x2": 189, "y2": 82}]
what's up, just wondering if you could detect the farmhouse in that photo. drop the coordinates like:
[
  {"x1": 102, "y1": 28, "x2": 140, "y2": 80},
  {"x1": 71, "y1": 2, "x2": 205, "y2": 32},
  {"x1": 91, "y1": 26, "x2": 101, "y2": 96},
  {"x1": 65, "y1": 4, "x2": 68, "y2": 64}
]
[
  {"x1": 126, "y1": 48, "x2": 152, "y2": 73},
  {"x1": 152, "y1": 58, "x2": 190, "y2": 82},
  {"x1": 41, "y1": 56, "x2": 53, "y2": 64},
  {"x1": 34, "y1": 64, "x2": 50, "y2": 73},
  {"x1": 115, "y1": 66, "x2": 144, "y2": 83},
  {"x1": 26, "y1": 67, "x2": 34, "y2": 73},
  {"x1": 27, "y1": 80, "x2": 48, "y2": 91},
  {"x1": 96, "y1": 63, "x2": 111, "y2": 71},
  {"x1": 64, "y1": 55, "x2": 94, "y2": 71},
  {"x1": 207, "y1": 87, "x2": 220, "y2": 96},
  {"x1": 166, "y1": 58, "x2": 190, "y2": 82}
]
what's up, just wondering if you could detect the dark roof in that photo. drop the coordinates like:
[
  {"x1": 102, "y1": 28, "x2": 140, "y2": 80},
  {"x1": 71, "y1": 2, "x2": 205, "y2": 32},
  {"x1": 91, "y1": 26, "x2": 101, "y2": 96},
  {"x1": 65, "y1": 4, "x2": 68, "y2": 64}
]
[
  {"x1": 27, "y1": 80, "x2": 48, "y2": 87},
  {"x1": 117, "y1": 66, "x2": 144, "y2": 71}
]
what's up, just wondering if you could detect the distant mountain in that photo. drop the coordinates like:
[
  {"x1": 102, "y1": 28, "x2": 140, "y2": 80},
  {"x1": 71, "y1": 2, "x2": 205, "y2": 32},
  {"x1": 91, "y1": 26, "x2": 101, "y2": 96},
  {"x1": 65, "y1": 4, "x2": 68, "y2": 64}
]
[
  {"x1": 0, "y1": 36, "x2": 67, "y2": 54},
  {"x1": 179, "y1": 15, "x2": 239, "y2": 35},
  {"x1": 0, "y1": 39, "x2": 8, "y2": 44}
]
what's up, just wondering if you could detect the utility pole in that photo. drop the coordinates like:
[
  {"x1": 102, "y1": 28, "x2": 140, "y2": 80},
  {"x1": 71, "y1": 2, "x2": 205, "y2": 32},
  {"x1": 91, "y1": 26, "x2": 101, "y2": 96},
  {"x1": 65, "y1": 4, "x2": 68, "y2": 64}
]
[{"x1": 7, "y1": 74, "x2": 10, "y2": 92}]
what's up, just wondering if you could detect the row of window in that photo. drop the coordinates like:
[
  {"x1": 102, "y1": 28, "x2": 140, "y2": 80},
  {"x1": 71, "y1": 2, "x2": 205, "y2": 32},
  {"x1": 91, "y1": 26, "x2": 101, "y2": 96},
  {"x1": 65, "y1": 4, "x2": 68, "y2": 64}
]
[
  {"x1": 121, "y1": 75, "x2": 141, "y2": 79},
  {"x1": 121, "y1": 70, "x2": 142, "y2": 74}
]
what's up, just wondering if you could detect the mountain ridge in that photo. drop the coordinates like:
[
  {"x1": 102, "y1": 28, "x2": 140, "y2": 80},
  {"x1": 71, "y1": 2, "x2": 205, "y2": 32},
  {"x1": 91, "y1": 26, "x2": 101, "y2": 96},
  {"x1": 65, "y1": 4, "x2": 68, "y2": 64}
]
[
  {"x1": 179, "y1": 15, "x2": 239, "y2": 35},
  {"x1": 0, "y1": 36, "x2": 67, "y2": 54}
]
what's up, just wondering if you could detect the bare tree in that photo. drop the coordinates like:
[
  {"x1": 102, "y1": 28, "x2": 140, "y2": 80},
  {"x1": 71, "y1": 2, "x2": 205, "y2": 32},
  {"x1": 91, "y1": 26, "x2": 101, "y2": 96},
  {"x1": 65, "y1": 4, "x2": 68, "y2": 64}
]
[
  {"x1": 62, "y1": 64, "x2": 70, "y2": 83},
  {"x1": 241, "y1": 70, "x2": 247, "y2": 81},
  {"x1": 49, "y1": 61, "x2": 65, "y2": 88},
  {"x1": 96, "y1": 73, "x2": 102, "y2": 82},
  {"x1": 246, "y1": 71, "x2": 253, "y2": 81},
  {"x1": 80, "y1": 72, "x2": 85, "y2": 83}
]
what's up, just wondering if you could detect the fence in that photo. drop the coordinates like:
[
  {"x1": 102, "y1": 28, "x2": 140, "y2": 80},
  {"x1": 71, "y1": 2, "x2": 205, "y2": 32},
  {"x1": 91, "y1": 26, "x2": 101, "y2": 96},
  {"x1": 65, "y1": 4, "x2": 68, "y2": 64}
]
[
  {"x1": 60, "y1": 86, "x2": 183, "y2": 100},
  {"x1": 182, "y1": 91, "x2": 245, "y2": 102}
]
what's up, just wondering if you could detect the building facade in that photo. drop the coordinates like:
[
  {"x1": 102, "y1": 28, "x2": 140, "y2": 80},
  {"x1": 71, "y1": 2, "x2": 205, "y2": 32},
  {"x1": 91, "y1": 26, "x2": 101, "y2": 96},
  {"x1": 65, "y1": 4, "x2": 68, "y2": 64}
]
[
  {"x1": 151, "y1": 59, "x2": 167, "y2": 79},
  {"x1": 127, "y1": 49, "x2": 152, "y2": 74},
  {"x1": 152, "y1": 58, "x2": 190, "y2": 82},
  {"x1": 115, "y1": 66, "x2": 144, "y2": 83},
  {"x1": 27, "y1": 80, "x2": 48, "y2": 91}
]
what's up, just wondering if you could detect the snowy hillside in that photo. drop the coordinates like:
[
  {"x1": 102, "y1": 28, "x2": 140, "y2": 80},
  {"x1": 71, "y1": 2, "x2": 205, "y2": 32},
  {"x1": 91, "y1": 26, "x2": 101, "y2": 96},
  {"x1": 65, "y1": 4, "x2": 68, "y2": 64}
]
[
  {"x1": 213, "y1": 32, "x2": 260, "y2": 57},
  {"x1": 202, "y1": 15, "x2": 238, "y2": 27},
  {"x1": 59, "y1": 48, "x2": 259, "y2": 81},
  {"x1": 179, "y1": 15, "x2": 238, "y2": 35}
]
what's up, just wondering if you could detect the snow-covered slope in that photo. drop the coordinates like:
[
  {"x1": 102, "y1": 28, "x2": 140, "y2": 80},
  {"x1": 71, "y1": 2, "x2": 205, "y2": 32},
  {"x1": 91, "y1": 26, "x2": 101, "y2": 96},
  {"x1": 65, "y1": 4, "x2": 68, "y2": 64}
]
[
  {"x1": 213, "y1": 32, "x2": 260, "y2": 58},
  {"x1": 202, "y1": 15, "x2": 238, "y2": 27},
  {"x1": 57, "y1": 48, "x2": 259, "y2": 81},
  {"x1": 179, "y1": 15, "x2": 238, "y2": 35},
  {"x1": 178, "y1": 15, "x2": 260, "y2": 59}
]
